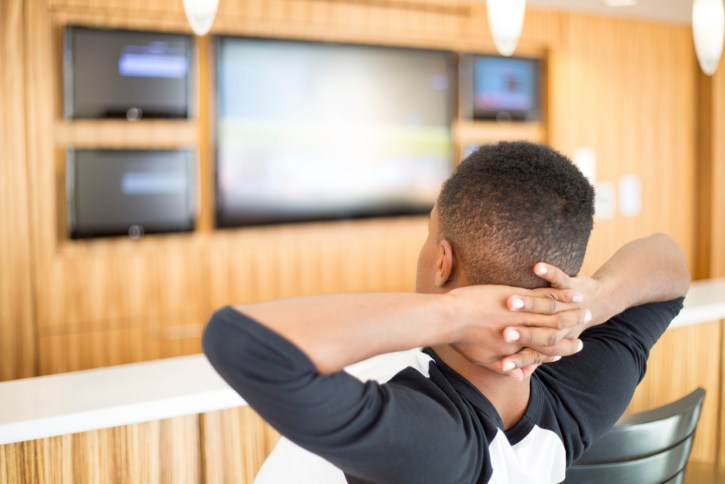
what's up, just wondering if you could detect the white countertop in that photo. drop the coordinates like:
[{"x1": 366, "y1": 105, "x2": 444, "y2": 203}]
[
  {"x1": 671, "y1": 278, "x2": 725, "y2": 327},
  {"x1": 1, "y1": 279, "x2": 724, "y2": 446}
]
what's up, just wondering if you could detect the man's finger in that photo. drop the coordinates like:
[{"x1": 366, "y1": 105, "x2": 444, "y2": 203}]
[
  {"x1": 519, "y1": 364, "x2": 540, "y2": 379},
  {"x1": 504, "y1": 308, "x2": 591, "y2": 335},
  {"x1": 505, "y1": 326, "x2": 585, "y2": 356},
  {"x1": 499, "y1": 348, "x2": 562, "y2": 375},
  {"x1": 507, "y1": 294, "x2": 581, "y2": 314},
  {"x1": 529, "y1": 287, "x2": 585, "y2": 304},
  {"x1": 534, "y1": 262, "x2": 573, "y2": 289}
]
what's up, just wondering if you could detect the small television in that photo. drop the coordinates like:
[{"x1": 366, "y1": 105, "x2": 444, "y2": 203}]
[
  {"x1": 66, "y1": 149, "x2": 196, "y2": 239},
  {"x1": 469, "y1": 55, "x2": 541, "y2": 122},
  {"x1": 215, "y1": 37, "x2": 454, "y2": 227},
  {"x1": 64, "y1": 26, "x2": 193, "y2": 119}
]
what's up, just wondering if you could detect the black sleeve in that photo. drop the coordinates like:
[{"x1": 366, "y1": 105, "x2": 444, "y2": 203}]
[
  {"x1": 535, "y1": 298, "x2": 684, "y2": 464},
  {"x1": 202, "y1": 306, "x2": 485, "y2": 484}
]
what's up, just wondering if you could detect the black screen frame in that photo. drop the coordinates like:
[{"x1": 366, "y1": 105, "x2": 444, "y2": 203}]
[
  {"x1": 66, "y1": 148, "x2": 197, "y2": 239},
  {"x1": 63, "y1": 26, "x2": 195, "y2": 120},
  {"x1": 213, "y1": 35, "x2": 457, "y2": 229},
  {"x1": 469, "y1": 54, "x2": 542, "y2": 122}
]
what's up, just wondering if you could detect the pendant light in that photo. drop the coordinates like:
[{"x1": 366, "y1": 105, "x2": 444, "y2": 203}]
[
  {"x1": 486, "y1": 0, "x2": 526, "y2": 57},
  {"x1": 692, "y1": 0, "x2": 725, "y2": 75},
  {"x1": 182, "y1": 0, "x2": 219, "y2": 36}
]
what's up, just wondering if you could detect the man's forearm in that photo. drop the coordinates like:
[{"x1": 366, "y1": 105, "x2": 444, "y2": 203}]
[
  {"x1": 235, "y1": 285, "x2": 588, "y2": 375},
  {"x1": 236, "y1": 293, "x2": 454, "y2": 374},
  {"x1": 590, "y1": 233, "x2": 690, "y2": 324}
]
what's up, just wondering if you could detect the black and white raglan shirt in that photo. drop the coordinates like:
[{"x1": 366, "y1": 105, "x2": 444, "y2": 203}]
[{"x1": 203, "y1": 298, "x2": 683, "y2": 484}]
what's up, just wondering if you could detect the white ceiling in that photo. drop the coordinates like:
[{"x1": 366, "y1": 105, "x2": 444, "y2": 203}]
[{"x1": 526, "y1": 0, "x2": 693, "y2": 25}]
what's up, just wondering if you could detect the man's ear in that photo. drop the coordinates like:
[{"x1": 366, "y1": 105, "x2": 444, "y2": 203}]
[{"x1": 435, "y1": 239, "x2": 455, "y2": 287}]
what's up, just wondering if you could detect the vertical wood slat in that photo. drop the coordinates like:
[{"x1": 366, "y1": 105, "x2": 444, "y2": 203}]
[
  {"x1": 200, "y1": 407, "x2": 281, "y2": 484},
  {"x1": 720, "y1": 319, "x2": 725, "y2": 468},
  {"x1": 711, "y1": 59, "x2": 725, "y2": 279},
  {"x1": 695, "y1": 72, "x2": 714, "y2": 281},
  {"x1": 0, "y1": 0, "x2": 36, "y2": 382}
]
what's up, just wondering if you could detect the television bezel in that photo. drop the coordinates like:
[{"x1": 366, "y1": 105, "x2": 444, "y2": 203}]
[
  {"x1": 468, "y1": 54, "x2": 542, "y2": 122},
  {"x1": 66, "y1": 148, "x2": 197, "y2": 239},
  {"x1": 63, "y1": 25, "x2": 195, "y2": 120},
  {"x1": 213, "y1": 35, "x2": 457, "y2": 228}
]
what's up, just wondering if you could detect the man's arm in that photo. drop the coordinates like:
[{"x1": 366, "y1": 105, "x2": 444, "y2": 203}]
[
  {"x1": 230, "y1": 286, "x2": 587, "y2": 375},
  {"x1": 585, "y1": 233, "x2": 690, "y2": 322},
  {"x1": 501, "y1": 233, "x2": 690, "y2": 357},
  {"x1": 203, "y1": 308, "x2": 495, "y2": 482},
  {"x1": 501, "y1": 234, "x2": 690, "y2": 463}
]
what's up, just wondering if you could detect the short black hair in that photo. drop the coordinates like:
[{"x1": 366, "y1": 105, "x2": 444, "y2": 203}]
[{"x1": 437, "y1": 141, "x2": 595, "y2": 288}]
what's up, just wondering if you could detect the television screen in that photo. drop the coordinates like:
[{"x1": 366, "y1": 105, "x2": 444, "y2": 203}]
[
  {"x1": 215, "y1": 37, "x2": 454, "y2": 227},
  {"x1": 67, "y1": 149, "x2": 196, "y2": 239},
  {"x1": 64, "y1": 26, "x2": 193, "y2": 119},
  {"x1": 472, "y1": 55, "x2": 541, "y2": 121}
]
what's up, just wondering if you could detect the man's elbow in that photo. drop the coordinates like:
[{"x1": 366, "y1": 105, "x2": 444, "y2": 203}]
[
  {"x1": 202, "y1": 310, "x2": 244, "y2": 379},
  {"x1": 650, "y1": 233, "x2": 690, "y2": 297}
]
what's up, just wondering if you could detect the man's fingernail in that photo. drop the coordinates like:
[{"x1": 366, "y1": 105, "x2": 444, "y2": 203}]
[
  {"x1": 503, "y1": 361, "x2": 516, "y2": 371},
  {"x1": 504, "y1": 328, "x2": 520, "y2": 342},
  {"x1": 572, "y1": 293, "x2": 584, "y2": 303},
  {"x1": 576, "y1": 340, "x2": 584, "y2": 352},
  {"x1": 510, "y1": 297, "x2": 524, "y2": 310},
  {"x1": 551, "y1": 355, "x2": 562, "y2": 362},
  {"x1": 584, "y1": 310, "x2": 592, "y2": 323},
  {"x1": 536, "y1": 264, "x2": 548, "y2": 275}
]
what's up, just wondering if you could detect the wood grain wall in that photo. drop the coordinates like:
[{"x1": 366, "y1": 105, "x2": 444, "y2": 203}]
[
  {"x1": 200, "y1": 408, "x2": 281, "y2": 484},
  {"x1": 553, "y1": 14, "x2": 696, "y2": 276},
  {"x1": 8, "y1": 0, "x2": 702, "y2": 380},
  {"x1": 625, "y1": 321, "x2": 722, "y2": 464},
  {"x1": 0, "y1": 415, "x2": 200, "y2": 483},
  {"x1": 0, "y1": 0, "x2": 36, "y2": 381},
  {"x1": 0, "y1": 408, "x2": 278, "y2": 484},
  {"x1": 19, "y1": 0, "x2": 548, "y2": 377}
]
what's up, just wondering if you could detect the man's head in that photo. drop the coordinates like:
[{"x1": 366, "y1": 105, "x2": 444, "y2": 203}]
[{"x1": 416, "y1": 141, "x2": 595, "y2": 293}]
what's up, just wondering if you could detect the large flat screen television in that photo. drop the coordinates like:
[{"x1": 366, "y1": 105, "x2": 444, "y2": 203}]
[
  {"x1": 215, "y1": 37, "x2": 454, "y2": 227},
  {"x1": 66, "y1": 149, "x2": 196, "y2": 239},
  {"x1": 64, "y1": 26, "x2": 193, "y2": 119},
  {"x1": 471, "y1": 55, "x2": 541, "y2": 121}
]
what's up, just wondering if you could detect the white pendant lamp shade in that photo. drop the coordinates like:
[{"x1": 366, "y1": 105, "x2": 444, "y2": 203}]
[
  {"x1": 486, "y1": 0, "x2": 526, "y2": 57},
  {"x1": 692, "y1": 0, "x2": 725, "y2": 76},
  {"x1": 182, "y1": 0, "x2": 219, "y2": 36}
]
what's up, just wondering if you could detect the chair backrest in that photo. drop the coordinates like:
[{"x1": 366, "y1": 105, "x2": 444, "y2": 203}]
[{"x1": 564, "y1": 387, "x2": 706, "y2": 484}]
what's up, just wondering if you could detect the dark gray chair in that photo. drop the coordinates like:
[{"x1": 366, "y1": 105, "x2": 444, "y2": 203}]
[{"x1": 564, "y1": 387, "x2": 706, "y2": 484}]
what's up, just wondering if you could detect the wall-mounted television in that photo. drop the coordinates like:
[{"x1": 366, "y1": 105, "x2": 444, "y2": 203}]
[
  {"x1": 64, "y1": 26, "x2": 193, "y2": 120},
  {"x1": 66, "y1": 149, "x2": 196, "y2": 239},
  {"x1": 469, "y1": 55, "x2": 541, "y2": 122},
  {"x1": 215, "y1": 37, "x2": 454, "y2": 227}
]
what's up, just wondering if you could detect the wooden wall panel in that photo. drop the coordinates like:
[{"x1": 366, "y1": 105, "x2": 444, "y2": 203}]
[
  {"x1": 18, "y1": 0, "x2": 701, "y2": 377},
  {"x1": 201, "y1": 407, "x2": 280, "y2": 484},
  {"x1": 626, "y1": 321, "x2": 721, "y2": 464},
  {"x1": 0, "y1": 415, "x2": 200, "y2": 484},
  {"x1": 550, "y1": 13, "x2": 696, "y2": 277},
  {"x1": 0, "y1": 0, "x2": 36, "y2": 382},
  {"x1": 37, "y1": 320, "x2": 204, "y2": 374}
]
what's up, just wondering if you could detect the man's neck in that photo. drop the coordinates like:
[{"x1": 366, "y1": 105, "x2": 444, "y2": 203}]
[{"x1": 431, "y1": 344, "x2": 531, "y2": 430}]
